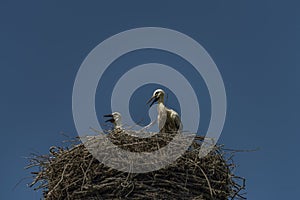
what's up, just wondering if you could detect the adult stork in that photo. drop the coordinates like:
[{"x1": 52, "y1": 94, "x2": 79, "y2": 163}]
[{"x1": 147, "y1": 89, "x2": 182, "y2": 133}]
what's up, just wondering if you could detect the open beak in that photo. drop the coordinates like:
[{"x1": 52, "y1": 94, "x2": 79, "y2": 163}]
[
  {"x1": 146, "y1": 95, "x2": 158, "y2": 107},
  {"x1": 104, "y1": 114, "x2": 115, "y2": 123}
]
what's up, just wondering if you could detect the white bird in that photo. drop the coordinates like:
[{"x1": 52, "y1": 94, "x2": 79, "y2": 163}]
[
  {"x1": 147, "y1": 89, "x2": 182, "y2": 134},
  {"x1": 104, "y1": 112, "x2": 123, "y2": 131}
]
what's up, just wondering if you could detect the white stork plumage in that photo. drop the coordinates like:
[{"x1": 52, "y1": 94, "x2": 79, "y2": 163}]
[{"x1": 147, "y1": 89, "x2": 182, "y2": 134}]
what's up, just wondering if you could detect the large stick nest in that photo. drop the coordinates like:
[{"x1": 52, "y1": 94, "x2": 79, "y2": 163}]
[{"x1": 27, "y1": 130, "x2": 245, "y2": 200}]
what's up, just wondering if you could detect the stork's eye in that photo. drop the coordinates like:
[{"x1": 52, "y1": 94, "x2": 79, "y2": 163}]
[{"x1": 155, "y1": 92, "x2": 159, "y2": 96}]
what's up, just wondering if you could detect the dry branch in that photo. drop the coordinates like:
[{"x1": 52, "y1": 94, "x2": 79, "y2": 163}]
[{"x1": 27, "y1": 130, "x2": 246, "y2": 200}]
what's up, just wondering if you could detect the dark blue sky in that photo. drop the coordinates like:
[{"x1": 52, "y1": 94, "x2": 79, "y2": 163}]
[{"x1": 1, "y1": 1, "x2": 299, "y2": 199}]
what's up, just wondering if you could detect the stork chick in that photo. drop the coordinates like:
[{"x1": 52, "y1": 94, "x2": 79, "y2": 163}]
[
  {"x1": 147, "y1": 89, "x2": 182, "y2": 133},
  {"x1": 104, "y1": 112, "x2": 123, "y2": 131}
]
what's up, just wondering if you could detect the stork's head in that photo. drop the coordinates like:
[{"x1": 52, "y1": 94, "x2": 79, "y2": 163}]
[
  {"x1": 104, "y1": 112, "x2": 122, "y2": 127},
  {"x1": 147, "y1": 89, "x2": 165, "y2": 107}
]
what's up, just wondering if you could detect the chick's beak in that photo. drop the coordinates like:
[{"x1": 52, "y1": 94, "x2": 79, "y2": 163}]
[{"x1": 104, "y1": 114, "x2": 115, "y2": 123}]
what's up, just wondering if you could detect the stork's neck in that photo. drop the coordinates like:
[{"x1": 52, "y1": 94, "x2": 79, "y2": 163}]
[
  {"x1": 114, "y1": 119, "x2": 122, "y2": 128},
  {"x1": 157, "y1": 102, "x2": 166, "y2": 113},
  {"x1": 157, "y1": 96, "x2": 164, "y2": 104},
  {"x1": 156, "y1": 95, "x2": 165, "y2": 115}
]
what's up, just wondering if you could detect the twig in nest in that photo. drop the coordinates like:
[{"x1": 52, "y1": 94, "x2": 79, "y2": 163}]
[{"x1": 26, "y1": 130, "x2": 246, "y2": 200}]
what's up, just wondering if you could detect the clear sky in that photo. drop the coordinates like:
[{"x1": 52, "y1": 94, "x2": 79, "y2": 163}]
[{"x1": 1, "y1": 0, "x2": 299, "y2": 199}]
